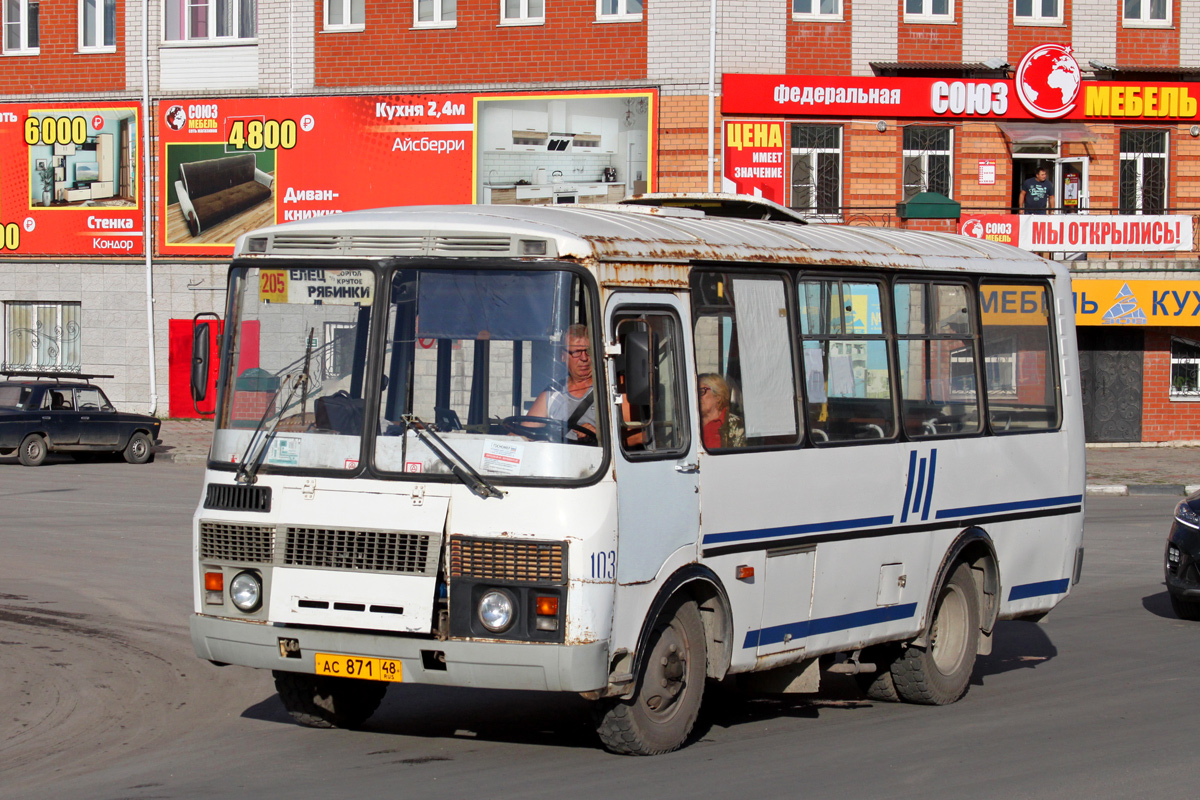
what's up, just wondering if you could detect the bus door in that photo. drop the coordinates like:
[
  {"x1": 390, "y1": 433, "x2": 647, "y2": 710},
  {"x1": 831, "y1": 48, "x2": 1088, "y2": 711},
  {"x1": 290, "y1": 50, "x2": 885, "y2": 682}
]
[{"x1": 607, "y1": 296, "x2": 700, "y2": 585}]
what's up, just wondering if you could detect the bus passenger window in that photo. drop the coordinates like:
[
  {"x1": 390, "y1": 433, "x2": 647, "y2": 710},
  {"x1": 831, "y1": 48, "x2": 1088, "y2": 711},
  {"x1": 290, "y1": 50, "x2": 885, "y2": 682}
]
[
  {"x1": 894, "y1": 282, "x2": 981, "y2": 438},
  {"x1": 979, "y1": 282, "x2": 1060, "y2": 432},
  {"x1": 690, "y1": 271, "x2": 799, "y2": 452},
  {"x1": 797, "y1": 279, "x2": 895, "y2": 444},
  {"x1": 614, "y1": 311, "x2": 689, "y2": 457}
]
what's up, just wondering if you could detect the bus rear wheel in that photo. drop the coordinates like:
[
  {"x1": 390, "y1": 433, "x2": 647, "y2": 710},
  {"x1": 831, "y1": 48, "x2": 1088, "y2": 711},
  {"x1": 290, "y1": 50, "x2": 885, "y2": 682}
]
[
  {"x1": 890, "y1": 562, "x2": 980, "y2": 705},
  {"x1": 854, "y1": 644, "x2": 902, "y2": 702},
  {"x1": 273, "y1": 670, "x2": 388, "y2": 729},
  {"x1": 594, "y1": 596, "x2": 706, "y2": 755}
]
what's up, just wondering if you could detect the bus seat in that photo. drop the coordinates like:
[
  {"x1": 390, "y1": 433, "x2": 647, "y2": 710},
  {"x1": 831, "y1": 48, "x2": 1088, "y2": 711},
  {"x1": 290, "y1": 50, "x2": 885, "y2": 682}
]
[{"x1": 314, "y1": 391, "x2": 364, "y2": 435}]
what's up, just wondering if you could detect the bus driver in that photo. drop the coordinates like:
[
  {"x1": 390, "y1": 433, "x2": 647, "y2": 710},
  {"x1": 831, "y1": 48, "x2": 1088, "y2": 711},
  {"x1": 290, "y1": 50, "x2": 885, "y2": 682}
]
[{"x1": 528, "y1": 323, "x2": 597, "y2": 441}]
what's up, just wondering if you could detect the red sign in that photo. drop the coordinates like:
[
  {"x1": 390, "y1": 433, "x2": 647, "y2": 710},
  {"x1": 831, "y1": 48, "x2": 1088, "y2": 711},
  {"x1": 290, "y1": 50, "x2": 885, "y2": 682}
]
[
  {"x1": 157, "y1": 90, "x2": 658, "y2": 257},
  {"x1": 0, "y1": 102, "x2": 143, "y2": 257},
  {"x1": 960, "y1": 215, "x2": 1018, "y2": 246},
  {"x1": 721, "y1": 120, "x2": 786, "y2": 203}
]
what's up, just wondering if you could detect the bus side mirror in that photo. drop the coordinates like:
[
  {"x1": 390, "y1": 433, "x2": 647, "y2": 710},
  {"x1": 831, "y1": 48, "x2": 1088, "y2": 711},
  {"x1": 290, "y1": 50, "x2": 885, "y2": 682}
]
[
  {"x1": 621, "y1": 330, "x2": 653, "y2": 406},
  {"x1": 191, "y1": 322, "x2": 211, "y2": 403}
]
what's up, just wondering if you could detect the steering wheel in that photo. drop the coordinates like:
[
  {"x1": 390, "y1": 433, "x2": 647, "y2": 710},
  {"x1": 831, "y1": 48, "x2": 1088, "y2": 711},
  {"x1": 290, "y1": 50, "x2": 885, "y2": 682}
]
[{"x1": 501, "y1": 415, "x2": 596, "y2": 445}]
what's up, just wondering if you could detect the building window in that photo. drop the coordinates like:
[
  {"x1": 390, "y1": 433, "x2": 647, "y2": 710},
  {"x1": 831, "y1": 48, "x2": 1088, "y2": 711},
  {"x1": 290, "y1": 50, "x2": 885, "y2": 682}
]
[
  {"x1": 325, "y1": 0, "x2": 363, "y2": 30},
  {"x1": 790, "y1": 124, "x2": 841, "y2": 219},
  {"x1": 1171, "y1": 337, "x2": 1200, "y2": 399},
  {"x1": 1014, "y1": 0, "x2": 1061, "y2": 24},
  {"x1": 3, "y1": 0, "x2": 39, "y2": 53},
  {"x1": 502, "y1": 0, "x2": 543, "y2": 24},
  {"x1": 1124, "y1": 0, "x2": 1169, "y2": 26},
  {"x1": 164, "y1": 0, "x2": 256, "y2": 41},
  {"x1": 792, "y1": 0, "x2": 841, "y2": 20},
  {"x1": 1119, "y1": 129, "x2": 1167, "y2": 214},
  {"x1": 597, "y1": 0, "x2": 640, "y2": 22},
  {"x1": 903, "y1": 126, "x2": 953, "y2": 201},
  {"x1": 3, "y1": 302, "x2": 81, "y2": 372},
  {"x1": 904, "y1": 0, "x2": 952, "y2": 22},
  {"x1": 80, "y1": 0, "x2": 116, "y2": 50},
  {"x1": 415, "y1": 0, "x2": 455, "y2": 27}
]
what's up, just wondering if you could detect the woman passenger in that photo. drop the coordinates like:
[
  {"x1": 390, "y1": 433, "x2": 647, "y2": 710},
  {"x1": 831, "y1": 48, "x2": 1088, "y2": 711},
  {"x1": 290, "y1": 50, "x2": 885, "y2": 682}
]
[{"x1": 698, "y1": 373, "x2": 745, "y2": 450}]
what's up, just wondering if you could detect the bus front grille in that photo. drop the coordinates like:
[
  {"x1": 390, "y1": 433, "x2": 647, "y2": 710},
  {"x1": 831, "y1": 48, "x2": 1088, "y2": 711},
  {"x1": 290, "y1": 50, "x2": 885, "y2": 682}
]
[
  {"x1": 449, "y1": 536, "x2": 566, "y2": 584},
  {"x1": 200, "y1": 521, "x2": 276, "y2": 563},
  {"x1": 285, "y1": 527, "x2": 435, "y2": 575}
]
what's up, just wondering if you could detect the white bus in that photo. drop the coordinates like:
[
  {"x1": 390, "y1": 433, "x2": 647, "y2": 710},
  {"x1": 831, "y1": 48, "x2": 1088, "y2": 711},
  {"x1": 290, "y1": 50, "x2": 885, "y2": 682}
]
[{"x1": 190, "y1": 202, "x2": 1085, "y2": 755}]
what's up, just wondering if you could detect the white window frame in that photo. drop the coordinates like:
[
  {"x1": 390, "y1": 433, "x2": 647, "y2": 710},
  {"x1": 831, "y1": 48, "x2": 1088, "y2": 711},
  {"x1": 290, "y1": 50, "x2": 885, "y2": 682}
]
[
  {"x1": 3, "y1": 301, "x2": 81, "y2": 372},
  {"x1": 79, "y1": 0, "x2": 116, "y2": 52},
  {"x1": 3, "y1": 0, "x2": 39, "y2": 54},
  {"x1": 903, "y1": 0, "x2": 953, "y2": 24},
  {"x1": 792, "y1": 0, "x2": 842, "y2": 22},
  {"x1": 501, "y1": 0, "x2": 544, "y2": 26},
  {"x1": 903, "y1": 126, "x2": 954, "y2": 201},
  {"x1": 1123, "y1": 0, "x2": 1170, "y2": 28},
  {"x1": 596, "y1": 0, "x2": 641, "y2": 23},
  {"x1": 1170, "y1": 337, "x2": 1200, "y2": 400},
  {"x1": 790, "y1": 124, "x2": 843, "y2": 222},
  {"x1": 163, "y1": 0, "x2": 257, "y2": 43},
  {"x1": 414, "y1": 0, "x2": 456, "y2": 28},
  {"x1": 324, "y1": 0, "x2": 364, "y2": 31},
  {"x1": 1119, "y1": 129, "x2": 1168, "y2": 214},
  {"x1": 1013, "y1": 0, "x2": 1062, "y2": 25}
]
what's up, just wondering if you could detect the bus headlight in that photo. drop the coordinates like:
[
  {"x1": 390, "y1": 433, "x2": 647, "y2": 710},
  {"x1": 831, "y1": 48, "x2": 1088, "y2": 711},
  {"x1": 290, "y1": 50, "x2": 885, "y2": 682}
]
[
  {"x1": 230, "y1": 571, "x2": 263, "y2": 612},
  {"x1": 478, "y1": 590, "x2": 515, "y2": 633}
]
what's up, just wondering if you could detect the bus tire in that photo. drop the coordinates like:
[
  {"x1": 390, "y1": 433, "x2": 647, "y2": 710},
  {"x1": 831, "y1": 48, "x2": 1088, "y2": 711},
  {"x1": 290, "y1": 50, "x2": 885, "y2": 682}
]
[
  {"x1": 890, "y1": 562, "x2": 979, "y2": 705},
  {"x1": 18, "y1": 434, "x2": 47, "y2": 467},
  {"x1": 854, "y1": 644, "x2": 902, "y2": 702},
  {"x1": 594, "y1": 596, "x2": 706, "y2": 755},
  {"x1": 272, "y1": 670, "x2": 388, "y2": 729},
  {"x1": 1170, "y1": 594, "x2": 1200, "y2": 621}
]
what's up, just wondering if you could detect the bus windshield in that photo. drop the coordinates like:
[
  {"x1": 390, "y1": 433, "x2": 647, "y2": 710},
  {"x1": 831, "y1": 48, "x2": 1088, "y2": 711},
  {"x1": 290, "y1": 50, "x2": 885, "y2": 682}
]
[
  {"x1": 212, "y1": 264, "x2": 603, "y2": 481},
  {"x1": 214, "y1": 265, "x2": 376, "y2": 472},
  {"x1": 375, "y1": 267, "x2": 603, "y2": 482}
]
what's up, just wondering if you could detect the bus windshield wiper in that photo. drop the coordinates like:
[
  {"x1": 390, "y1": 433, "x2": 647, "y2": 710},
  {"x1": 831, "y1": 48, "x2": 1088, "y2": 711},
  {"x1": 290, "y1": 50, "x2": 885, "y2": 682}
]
[
  {"x1": 402, "y1": 414, "x2": 504, "y2": 500},
  {"x1": 236, "y1": 329, "x2": 315, "y2": 485}
]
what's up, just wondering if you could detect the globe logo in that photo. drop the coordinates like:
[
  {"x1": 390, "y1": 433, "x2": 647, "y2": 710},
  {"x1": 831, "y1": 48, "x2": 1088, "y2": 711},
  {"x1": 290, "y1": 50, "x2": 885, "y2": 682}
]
[
  {"x1": 1015, "y1": 43, "x2": 1081, "y2": 119},
  {"x1": 961, "y1": 218, "x2": 984, "y2": 239}
]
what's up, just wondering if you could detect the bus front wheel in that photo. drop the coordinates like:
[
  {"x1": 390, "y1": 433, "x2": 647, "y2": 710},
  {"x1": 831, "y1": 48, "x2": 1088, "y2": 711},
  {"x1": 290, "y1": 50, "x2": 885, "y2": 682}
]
[
  {"x1": 594, "y1": 596, "x2": 706, "y2": 755},
  {"x1": 273, "y1": 670, "x2": 388, "y2": 729},
  {"x1": 890, "y1": 561, "x2": 980, "y2": 705}
]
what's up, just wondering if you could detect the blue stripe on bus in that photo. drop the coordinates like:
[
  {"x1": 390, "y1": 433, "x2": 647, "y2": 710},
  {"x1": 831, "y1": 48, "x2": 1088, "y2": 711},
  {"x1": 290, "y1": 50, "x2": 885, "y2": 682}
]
[
  {"x1": 701, "y1": 514, "x2": 896, "y2": 546},
  {"x1": 934, "y1": 494, "x2": 1084, "y2": 520},
  {"x1": 1007, "y1": 578, "x2": 1070, "y2": 601},
  {"x1": 742, "y1": 602, "x2": 919, "y2": 649}
]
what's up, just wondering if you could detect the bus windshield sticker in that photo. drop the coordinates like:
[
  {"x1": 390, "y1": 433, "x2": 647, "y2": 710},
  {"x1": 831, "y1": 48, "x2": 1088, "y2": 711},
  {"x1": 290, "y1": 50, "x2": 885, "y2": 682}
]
[{"x1": 481, "y1": 439, "x2": 524, "y2": 475}]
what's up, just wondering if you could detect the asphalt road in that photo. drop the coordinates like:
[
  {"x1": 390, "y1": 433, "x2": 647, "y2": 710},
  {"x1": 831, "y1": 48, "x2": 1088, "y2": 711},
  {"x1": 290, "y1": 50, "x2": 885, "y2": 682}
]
[{"x1": 2, "y1": 460, "x2": 1195, "y2": 799}]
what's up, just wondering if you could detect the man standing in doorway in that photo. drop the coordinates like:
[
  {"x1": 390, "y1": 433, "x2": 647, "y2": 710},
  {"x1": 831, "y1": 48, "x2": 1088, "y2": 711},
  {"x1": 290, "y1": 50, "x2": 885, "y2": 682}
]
[{"x1": 1020, "y1": 166, "x2": 1055, "y2": 214}]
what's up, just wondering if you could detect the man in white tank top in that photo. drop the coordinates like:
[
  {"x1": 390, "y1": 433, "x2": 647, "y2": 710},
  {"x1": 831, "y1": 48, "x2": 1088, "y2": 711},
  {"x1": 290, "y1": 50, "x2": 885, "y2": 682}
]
[{"x1": 529, "y1": 324, "x2": 596, "y2": 440}]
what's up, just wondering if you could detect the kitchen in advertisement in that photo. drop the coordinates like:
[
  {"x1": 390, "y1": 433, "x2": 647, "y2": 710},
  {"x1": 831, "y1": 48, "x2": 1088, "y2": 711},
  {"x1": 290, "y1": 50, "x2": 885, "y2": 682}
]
[{"x1": 0, "y1": 102, "x2": 143, "y2": 257}]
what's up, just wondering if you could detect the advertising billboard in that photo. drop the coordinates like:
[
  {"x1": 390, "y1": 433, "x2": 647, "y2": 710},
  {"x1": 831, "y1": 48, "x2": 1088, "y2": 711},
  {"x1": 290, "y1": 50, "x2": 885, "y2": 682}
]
[
  {"x1": 0, "y1": 103, "x2": 142, "y2": 257},
  {"x1": 157, "y1": 90, "x2": 657, "y2": 257},
  {"x1": 721, "y1": 120, "x2": 786, "y2": 203}
]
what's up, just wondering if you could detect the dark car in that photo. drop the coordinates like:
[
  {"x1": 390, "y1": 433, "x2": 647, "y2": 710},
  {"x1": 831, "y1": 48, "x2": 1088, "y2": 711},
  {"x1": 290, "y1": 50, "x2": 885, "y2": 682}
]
[
  {"x1": 0, "y1": 371, "x2": 162, "y2": 466},
  {"x1": 1165, "y1": 489, "x2": 1200, "y2": 619}
]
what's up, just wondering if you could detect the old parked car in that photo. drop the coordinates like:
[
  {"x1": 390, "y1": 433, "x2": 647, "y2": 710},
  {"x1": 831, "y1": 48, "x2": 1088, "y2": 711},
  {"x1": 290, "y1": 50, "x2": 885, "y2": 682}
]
[
  {"x1": 1165, "y1": 489, "x2": 1200, "y2": 619},
  {"x1": 0, "y1": 371, "x2": 162, "y2": 466}
]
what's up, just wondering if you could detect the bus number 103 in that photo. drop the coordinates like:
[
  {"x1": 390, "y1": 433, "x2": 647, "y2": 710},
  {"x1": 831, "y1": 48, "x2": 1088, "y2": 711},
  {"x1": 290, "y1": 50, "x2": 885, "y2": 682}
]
[
  {"x1": 226, "y1": 119, "x2": 298, "y2": 151},
  {"x1": 590, "y1": 550, "x2": 616, "y2": 580}
]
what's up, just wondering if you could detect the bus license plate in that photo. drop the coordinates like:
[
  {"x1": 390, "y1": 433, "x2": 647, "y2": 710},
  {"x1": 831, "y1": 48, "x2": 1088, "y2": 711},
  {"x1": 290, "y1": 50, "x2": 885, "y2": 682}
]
[{"x1": 313, "y1": 652, "x2": 403, "y2": 682}]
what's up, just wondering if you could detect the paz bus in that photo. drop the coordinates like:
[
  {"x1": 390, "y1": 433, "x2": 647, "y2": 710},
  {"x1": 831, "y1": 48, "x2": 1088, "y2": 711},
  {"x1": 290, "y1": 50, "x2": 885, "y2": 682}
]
[{"x1": 189, "y1": 202, "x2": 1084, "y2": 755}]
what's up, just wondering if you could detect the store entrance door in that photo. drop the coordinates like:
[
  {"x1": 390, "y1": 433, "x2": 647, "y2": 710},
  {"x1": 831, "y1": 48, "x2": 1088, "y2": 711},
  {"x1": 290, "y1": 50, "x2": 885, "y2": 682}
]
[
  {"x1": 1056, "y1": 157, "x2": 1088, "y2": 213},
  {"x1": 1078, "y1": 327, "x2": 1143, "y2": 443}
]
